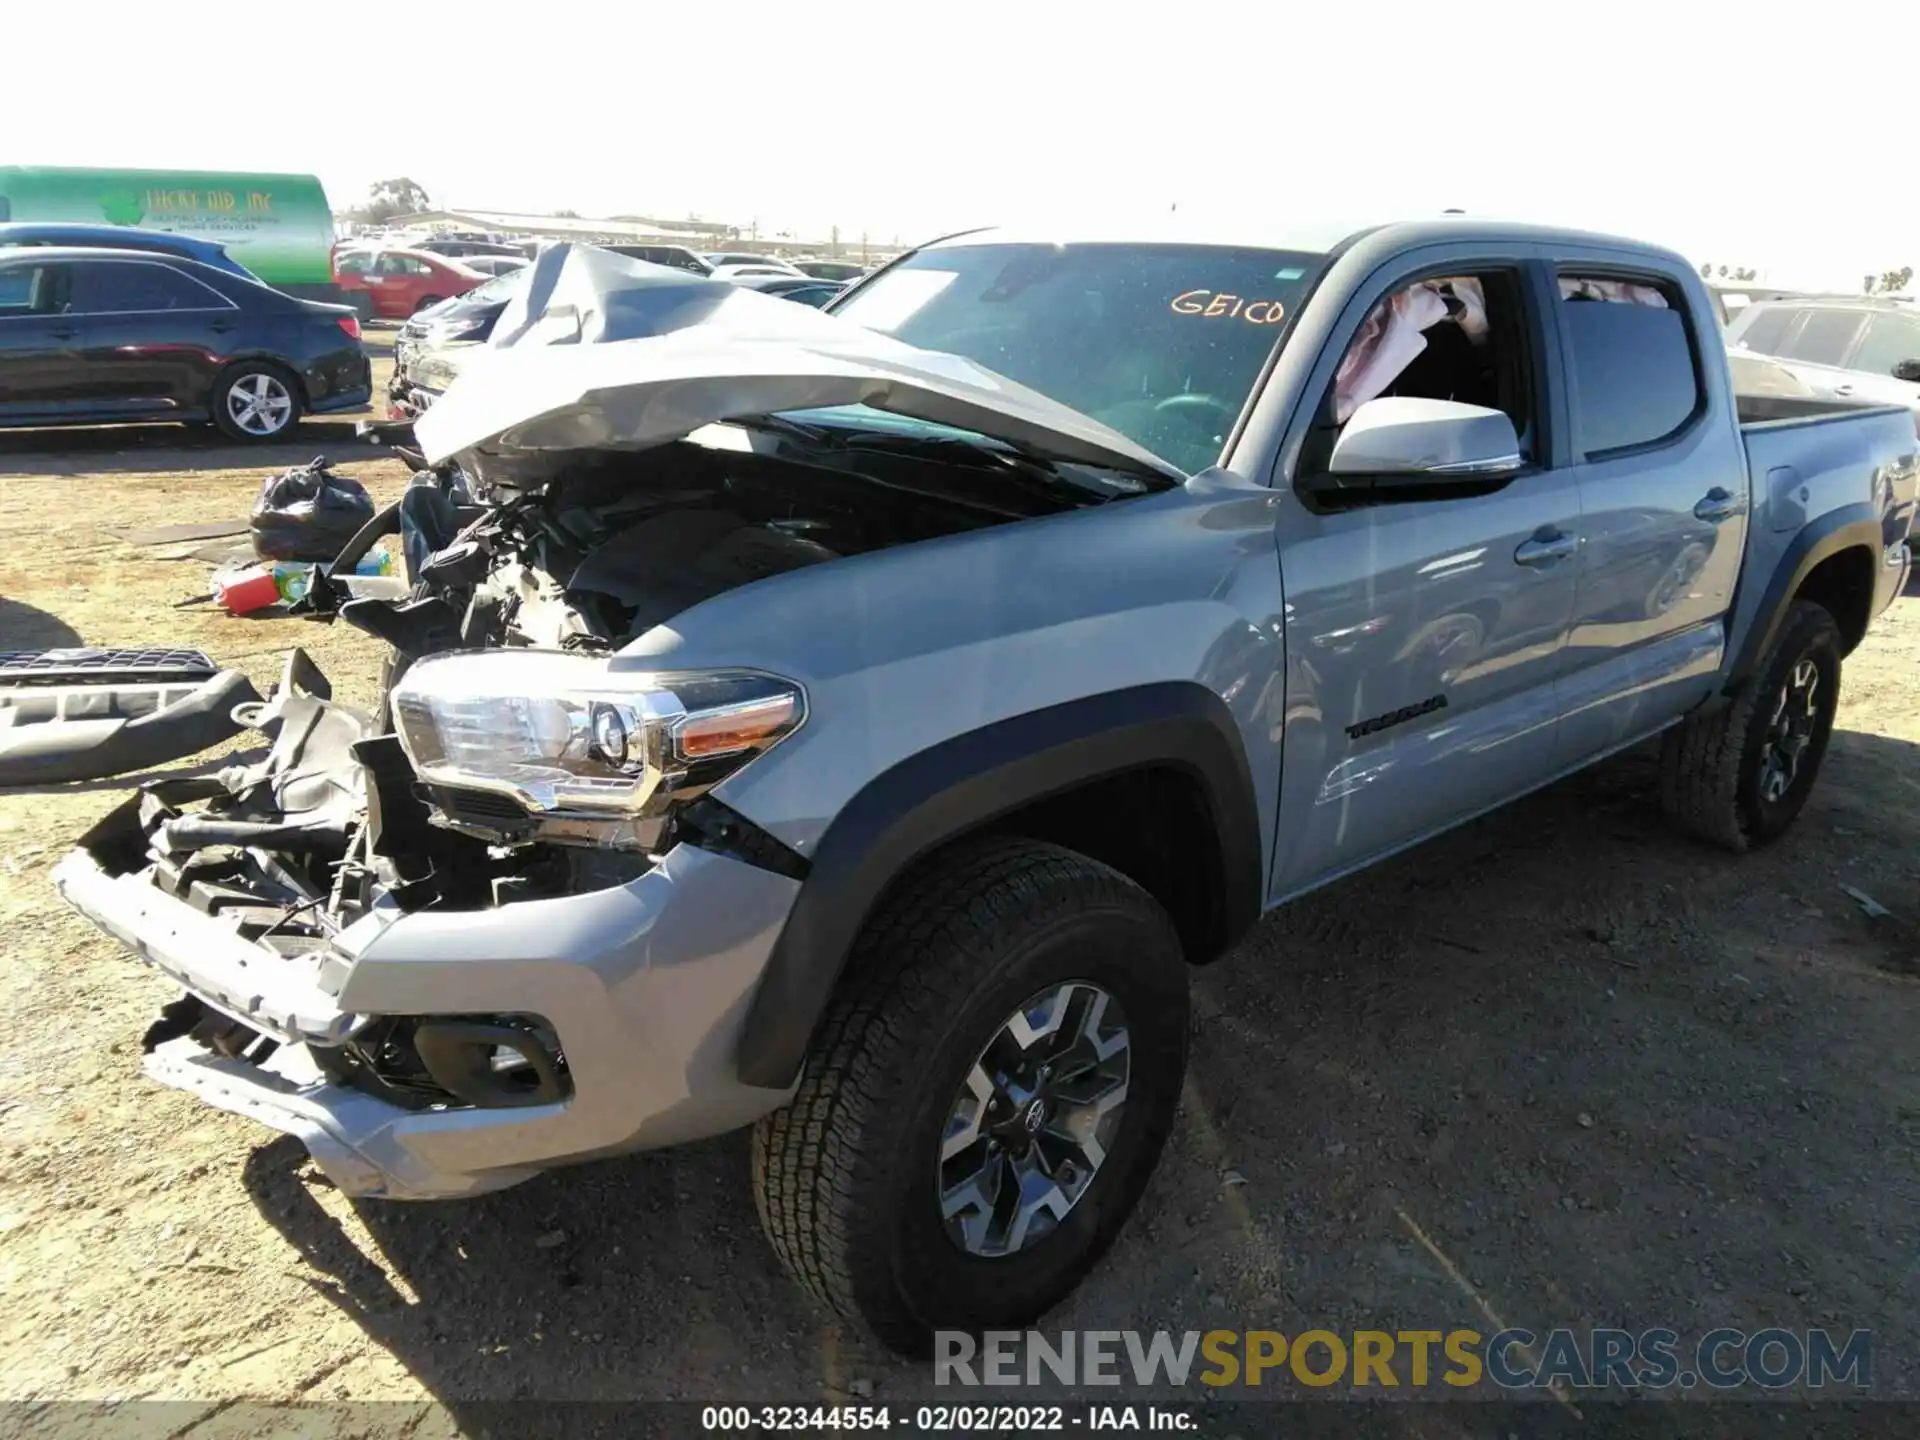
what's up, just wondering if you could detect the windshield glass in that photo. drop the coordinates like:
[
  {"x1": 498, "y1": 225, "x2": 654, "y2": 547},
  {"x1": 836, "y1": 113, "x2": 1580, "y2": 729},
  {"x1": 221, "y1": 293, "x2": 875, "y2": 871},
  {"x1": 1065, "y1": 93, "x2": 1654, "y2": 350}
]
[
  {"x1": 829, "y1": 242, "x2": 1327, "y2": 473},
  {"x1": 464, "y1": 269, "x2": 528, "y2": 305}
]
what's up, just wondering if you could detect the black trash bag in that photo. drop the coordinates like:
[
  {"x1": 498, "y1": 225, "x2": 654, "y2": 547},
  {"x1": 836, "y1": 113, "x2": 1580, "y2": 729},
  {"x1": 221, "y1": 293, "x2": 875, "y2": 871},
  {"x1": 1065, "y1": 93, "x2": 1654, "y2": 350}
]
[{"x1": 249, "y1": 456, "x2": 375, "y2": 563}]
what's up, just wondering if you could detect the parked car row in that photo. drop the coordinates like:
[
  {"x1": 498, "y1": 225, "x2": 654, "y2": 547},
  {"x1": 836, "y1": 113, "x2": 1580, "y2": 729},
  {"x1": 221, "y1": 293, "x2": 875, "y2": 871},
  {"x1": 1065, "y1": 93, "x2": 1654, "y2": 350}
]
[
  {"x1": 382, "y1": 243, "x2": 852, "y2": 418},
  {"x1": 0, "y1": 223, "x2": 871, "y2": 443}
]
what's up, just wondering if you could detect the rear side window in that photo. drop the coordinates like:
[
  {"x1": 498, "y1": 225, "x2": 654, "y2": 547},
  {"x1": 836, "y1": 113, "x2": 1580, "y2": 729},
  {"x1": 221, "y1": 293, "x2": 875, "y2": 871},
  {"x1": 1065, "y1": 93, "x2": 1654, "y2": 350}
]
[
  {"x1": 1784, "y1": 308, "x2": 1864, "y2": 366},
  {"x1": 69, "y1": 261, "x2": 226, "y2": 313},
  {"x1": 1735, "y1": 305, "x2": 1794, "y2": 356},
  {"x1": 1850, "y1": 312, "x2": 1920, "y2": 377},
  {"x1": 1558, "y1": 273, "x2": 1700, "y2": 457}
]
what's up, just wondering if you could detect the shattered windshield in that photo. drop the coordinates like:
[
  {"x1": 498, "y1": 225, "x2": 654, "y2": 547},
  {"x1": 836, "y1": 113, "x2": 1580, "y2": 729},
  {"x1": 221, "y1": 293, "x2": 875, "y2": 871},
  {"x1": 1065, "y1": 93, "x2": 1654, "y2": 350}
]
[{"x1": 828, "y1": 241, "x2": 1327, "y2": 474}]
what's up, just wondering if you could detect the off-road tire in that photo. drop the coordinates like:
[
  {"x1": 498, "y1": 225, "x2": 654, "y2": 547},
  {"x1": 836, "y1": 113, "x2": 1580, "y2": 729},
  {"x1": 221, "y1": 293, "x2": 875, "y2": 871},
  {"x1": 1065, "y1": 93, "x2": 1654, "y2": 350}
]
[
  {"x1": 1659, "y1": 599, "x2": 1842, "y2": 850},
  {"x1": 751, "y1": 838, "x2": 1189, "y2": 1356}
]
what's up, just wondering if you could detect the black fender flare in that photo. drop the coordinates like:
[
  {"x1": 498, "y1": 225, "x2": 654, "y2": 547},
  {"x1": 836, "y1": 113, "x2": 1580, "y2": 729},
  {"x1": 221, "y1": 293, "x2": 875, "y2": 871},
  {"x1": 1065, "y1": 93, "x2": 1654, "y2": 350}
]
[
  {"x1": 1726, "y1": 503, "x2": 1881, "y2": 689},
  {"x1": 734, "y1": 682, "x2": 1264, "y2": 1090}
]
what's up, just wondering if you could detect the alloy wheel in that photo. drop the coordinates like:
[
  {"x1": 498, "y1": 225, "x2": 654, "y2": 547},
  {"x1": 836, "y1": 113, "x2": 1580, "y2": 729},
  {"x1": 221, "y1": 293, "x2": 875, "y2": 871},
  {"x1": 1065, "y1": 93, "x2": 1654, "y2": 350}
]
[
  {"x1": 226, "y1": 373, "x2": 293, "y2": 436},
  {"x1": 937, "y1": 980, "x2": 1130, "y2": 1258},
  {"x1": 1758, "y1": 656, "x2": 1821, "y2": 803}
]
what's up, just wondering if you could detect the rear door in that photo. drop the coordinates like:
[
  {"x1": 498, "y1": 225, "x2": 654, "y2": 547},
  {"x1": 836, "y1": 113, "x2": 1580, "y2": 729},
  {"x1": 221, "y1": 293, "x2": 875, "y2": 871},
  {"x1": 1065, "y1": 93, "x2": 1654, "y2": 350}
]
[
  {"x1": 1837, "y1": 309, "x2": 1920, "y2": 411},
  {"x1": 1552, "y1": 267, "x2": 1746, "y2": 760},
  {"x1": 65, "y1": 258, "x2": 239, "y2": 418},
  {"x1": 366, "y1": 252, "x2": 425, "y2": 316},
  {"x1": 1769, "y1": 306, "x2": 1869, "y2": 400},
  {"x1": 0, "y1": 258, "x2": 82, "y2": 418},
  {"x1": 1270, "y1": 250, "x2": 1583, "y2": 896}
]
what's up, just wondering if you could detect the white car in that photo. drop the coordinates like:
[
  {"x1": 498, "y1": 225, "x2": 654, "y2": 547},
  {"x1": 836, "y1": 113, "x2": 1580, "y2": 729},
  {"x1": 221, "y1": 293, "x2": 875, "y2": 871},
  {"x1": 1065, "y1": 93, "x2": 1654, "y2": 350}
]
[
  {"x1": 703, "y1": 251, "x2": 804, "y2": 278},
  {"x1": 1725, "y1": 298, "x2": 1920, "y2": 421}
]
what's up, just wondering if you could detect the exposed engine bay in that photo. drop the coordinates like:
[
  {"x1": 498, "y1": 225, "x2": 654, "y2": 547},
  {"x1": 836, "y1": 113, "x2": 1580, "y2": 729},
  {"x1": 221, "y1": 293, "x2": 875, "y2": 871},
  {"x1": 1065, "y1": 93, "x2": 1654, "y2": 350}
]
[
  {"x1": 366, "y1": 423, "x2": 1065, "y2": 660},
  {"x1": 98, "y1": 421, "x2": 1142, "y2": 956}
]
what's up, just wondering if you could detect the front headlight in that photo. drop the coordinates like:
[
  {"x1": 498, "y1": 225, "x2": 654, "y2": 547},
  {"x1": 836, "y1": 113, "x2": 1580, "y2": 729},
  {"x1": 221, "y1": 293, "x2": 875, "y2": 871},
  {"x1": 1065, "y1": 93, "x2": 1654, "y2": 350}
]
[
  {"x1": 429, "y1": 315, "x2": 487, "y2": 341},
  {"x1": 391, "y1": 651, "x2": 804, "y2": 827}
]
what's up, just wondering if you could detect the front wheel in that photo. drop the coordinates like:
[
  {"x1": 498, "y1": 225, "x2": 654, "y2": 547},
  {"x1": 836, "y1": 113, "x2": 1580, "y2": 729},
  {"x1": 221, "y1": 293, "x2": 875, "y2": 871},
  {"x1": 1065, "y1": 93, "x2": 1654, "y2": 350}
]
[
  {"x1": 752, "y1": 839, "x2": 1189, "y2": 1356},
  {"x1": 1659, "y1": 599, "x2": 1842, "y2": 850}
]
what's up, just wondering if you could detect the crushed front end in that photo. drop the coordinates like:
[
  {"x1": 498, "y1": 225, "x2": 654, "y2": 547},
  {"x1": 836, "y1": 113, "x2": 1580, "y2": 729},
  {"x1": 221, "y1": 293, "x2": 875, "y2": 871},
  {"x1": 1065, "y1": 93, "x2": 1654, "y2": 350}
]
[{"x1": 55, "y1": 650, "x2": 805, "y2": 1199}]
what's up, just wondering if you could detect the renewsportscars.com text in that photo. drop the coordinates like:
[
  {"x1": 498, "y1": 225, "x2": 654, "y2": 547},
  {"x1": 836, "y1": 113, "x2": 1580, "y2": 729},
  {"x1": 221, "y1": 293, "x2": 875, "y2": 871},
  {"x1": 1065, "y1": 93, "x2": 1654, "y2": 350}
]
[{"x1": 935, "y1": 1328, "x2": 1872, "y2": 1391}]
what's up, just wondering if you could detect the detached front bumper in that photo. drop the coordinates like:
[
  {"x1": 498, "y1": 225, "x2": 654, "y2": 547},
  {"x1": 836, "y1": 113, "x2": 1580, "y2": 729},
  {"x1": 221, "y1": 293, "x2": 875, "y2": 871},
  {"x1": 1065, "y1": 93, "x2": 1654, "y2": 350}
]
[{"x1": 57, "y1": 837, "x2": 802, "y2": 1200}]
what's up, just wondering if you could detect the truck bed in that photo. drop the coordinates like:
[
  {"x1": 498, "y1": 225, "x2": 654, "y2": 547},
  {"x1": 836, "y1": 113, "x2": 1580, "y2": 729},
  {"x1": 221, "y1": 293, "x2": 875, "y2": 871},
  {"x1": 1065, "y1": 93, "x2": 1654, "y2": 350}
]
[
  {"x1": 1726, "y1": 399, "x2": 1919, "y2": 671},
  {"x1": 1735, "y1": 392, "x2": 1892, "y2": 426}
]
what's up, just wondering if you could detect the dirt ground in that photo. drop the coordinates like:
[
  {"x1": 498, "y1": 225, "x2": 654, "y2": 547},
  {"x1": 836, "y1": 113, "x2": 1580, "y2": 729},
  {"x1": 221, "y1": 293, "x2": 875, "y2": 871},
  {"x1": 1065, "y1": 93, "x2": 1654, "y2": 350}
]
[{"x1": 2, "y1": 365, "x2": 1918, "y2": 1432}]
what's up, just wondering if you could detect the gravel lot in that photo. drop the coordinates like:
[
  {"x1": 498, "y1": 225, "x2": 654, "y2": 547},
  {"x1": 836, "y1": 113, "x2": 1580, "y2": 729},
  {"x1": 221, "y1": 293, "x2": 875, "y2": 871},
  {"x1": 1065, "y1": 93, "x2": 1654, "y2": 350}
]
[{"x1": 2, "y1": 369, "x2": 1917, "y2": 1432}]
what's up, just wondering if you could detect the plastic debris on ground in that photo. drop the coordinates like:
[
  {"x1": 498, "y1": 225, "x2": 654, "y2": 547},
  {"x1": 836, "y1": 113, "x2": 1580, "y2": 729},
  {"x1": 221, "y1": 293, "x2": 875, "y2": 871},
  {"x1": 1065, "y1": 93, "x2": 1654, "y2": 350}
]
[
  {"x1": 273, "y1": 554, "x2": 393, "y2": 604},
  {"x1": 1840, "y1": 884, "x2": 1893, "y2": 920}
]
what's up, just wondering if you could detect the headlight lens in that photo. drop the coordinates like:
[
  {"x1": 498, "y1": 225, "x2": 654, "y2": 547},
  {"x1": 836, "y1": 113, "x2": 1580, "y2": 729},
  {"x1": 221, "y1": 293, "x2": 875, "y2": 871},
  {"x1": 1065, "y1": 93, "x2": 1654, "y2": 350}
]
[
  {"x1": 429, "y1": 315, "x2": 486, "y2": 341},
  {"x1": 391, "y1": 651, "x2": 804, "y2": 818}
]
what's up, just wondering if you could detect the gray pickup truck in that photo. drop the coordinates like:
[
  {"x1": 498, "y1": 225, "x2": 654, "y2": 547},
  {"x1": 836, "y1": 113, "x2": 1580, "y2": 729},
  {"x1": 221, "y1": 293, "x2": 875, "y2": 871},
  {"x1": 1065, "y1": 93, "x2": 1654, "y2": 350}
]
[{"x1": 56, "y1": 219, "x2": 1919, "y2": 1355}]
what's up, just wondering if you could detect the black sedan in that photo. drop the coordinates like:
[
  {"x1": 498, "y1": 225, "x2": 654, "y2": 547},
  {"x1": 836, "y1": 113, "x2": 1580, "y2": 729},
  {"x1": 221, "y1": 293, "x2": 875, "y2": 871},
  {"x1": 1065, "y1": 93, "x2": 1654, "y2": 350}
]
[{"x1": 0, "y1": 247, "x2": 372, "y2": 441}]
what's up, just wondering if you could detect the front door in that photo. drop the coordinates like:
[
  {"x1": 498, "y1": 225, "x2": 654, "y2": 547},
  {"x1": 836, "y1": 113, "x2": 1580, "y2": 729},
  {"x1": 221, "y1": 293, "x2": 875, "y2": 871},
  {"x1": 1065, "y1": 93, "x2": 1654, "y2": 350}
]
[
  {"x1": 1270, "y1": 259, "x2": 1581, "y2": 898},
  {"x1": 0, "y1": 258, "x2": 83, "y2": 418},
  {"x1": 1553, "y1": 268, "x2": 1746, "y2": 762}
]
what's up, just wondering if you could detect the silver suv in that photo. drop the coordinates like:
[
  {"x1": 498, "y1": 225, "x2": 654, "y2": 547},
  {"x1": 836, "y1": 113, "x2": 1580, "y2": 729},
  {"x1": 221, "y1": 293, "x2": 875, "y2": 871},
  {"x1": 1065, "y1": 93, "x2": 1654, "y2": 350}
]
[{"x1": 1726, "y1": 297, "x2": 1920, "y2": 417}]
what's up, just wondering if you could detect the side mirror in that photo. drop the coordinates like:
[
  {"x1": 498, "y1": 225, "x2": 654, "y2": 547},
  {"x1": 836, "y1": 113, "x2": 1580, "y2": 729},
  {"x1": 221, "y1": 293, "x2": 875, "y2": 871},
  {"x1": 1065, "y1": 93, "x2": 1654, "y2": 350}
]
[
  {"x1": 1316, "y1": 397, "x2": 1522, "y2": 494},
  {"x1": 1892, "y1": 359, "x2": 1920, "y2": 383}
]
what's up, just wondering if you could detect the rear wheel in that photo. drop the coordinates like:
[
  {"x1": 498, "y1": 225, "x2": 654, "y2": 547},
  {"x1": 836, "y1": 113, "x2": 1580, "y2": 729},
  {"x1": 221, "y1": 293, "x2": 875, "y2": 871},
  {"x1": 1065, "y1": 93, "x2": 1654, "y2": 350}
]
[
  {"x1": 1659, "y1": 599, "x2": 1842, "y2": 850},
  {"x1": 211, "y1": 363, "x2": 301, "y2": 441},
  {"x1": 752, "y1": 839, "x2": 1189, "y2": 1356}
]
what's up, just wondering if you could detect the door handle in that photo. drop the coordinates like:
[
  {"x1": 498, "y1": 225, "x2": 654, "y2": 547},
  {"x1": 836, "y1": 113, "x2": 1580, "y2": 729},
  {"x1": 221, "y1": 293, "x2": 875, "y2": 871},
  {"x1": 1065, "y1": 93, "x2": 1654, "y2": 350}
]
[
  {"x1": 48, "y1": 326, "x2": 77, "y2": 340},
  {"x1": 1832, "y1": 384, "x2": 1855, "y2": 397},
  {"x1": 1514, "y1": 529, "x2": 1578, "y2": 567},
  {"x1": 1694, "y1": 487, "x2": 1743, "y2": 522},
  {"x1": 209, "y1": 320, "x2": 236, "y2": 334}
]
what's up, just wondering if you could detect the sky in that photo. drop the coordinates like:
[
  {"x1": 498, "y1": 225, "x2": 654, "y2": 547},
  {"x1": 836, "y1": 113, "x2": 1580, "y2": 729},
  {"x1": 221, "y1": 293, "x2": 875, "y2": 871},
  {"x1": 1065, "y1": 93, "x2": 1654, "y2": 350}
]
[{"x1": 5, "y1": 0, "x2": 1913, "y2": 291}]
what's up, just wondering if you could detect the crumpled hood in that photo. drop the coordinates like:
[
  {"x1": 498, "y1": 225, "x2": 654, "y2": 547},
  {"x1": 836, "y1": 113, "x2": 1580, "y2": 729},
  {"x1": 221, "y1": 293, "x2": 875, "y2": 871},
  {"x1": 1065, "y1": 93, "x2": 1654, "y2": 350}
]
[{"x1": 411, "y1": 242, "x2": 1185, "y2": 484}]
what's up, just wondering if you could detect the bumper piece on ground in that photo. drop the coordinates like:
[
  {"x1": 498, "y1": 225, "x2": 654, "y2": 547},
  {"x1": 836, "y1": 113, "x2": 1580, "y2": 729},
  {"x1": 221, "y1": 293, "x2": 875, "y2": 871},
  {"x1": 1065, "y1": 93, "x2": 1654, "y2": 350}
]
[{"x1": 0, "y1": 655, "x2": 262, "y2": 786}]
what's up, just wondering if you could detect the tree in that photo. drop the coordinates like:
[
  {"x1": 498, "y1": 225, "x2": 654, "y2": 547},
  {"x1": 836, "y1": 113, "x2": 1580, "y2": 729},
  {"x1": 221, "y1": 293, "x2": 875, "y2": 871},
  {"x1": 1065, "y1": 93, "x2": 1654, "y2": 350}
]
[
  {"x1": 1865, "y1": 276, "x2": 1879, "y2": 294},
  {"x1": 362, "y1": 177, "x2": 431, "y2": 223},
  {"x1": 1881, "y1": 265, "x2": 1914, "y2": 294},
  {"x1": 1700, "y1": 262, "x2": 1712, "y2": 279}
]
